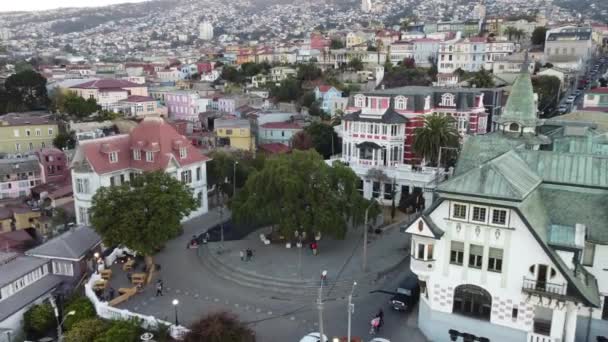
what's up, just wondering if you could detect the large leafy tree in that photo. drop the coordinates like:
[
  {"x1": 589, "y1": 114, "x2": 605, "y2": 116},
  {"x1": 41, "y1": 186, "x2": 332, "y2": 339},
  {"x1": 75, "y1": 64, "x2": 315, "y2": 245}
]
[
  {"x1": 467, "y1": 67, "x2": 495, "y2": 88},
  {"x1": 89, "y1": 171, "x2": 198, "y2": 264},
  {"x1": 532, "y1": 75, "x2": 561, "y2": 115},
  {"x1": 291, "y1": 130, "x2": 314, "y2": 151},
  {"x1": 183, "y1": 312, "x2": 255, "y2": 342},
  {"x1": 531, "y1": 27, "x2": 548, "y2": 46},
  {"x1": 232, "y1": 150, "x2": 373, "y2": 240},
  {"x1": 412, "y1": 115, "x2": 459, "y2": 166},
  {"x1": 3, "y1": 69, "x2": 49, "y2": 111},
  {"x1": 304, "y1": 122, "x2": 341, "y2": 159}
]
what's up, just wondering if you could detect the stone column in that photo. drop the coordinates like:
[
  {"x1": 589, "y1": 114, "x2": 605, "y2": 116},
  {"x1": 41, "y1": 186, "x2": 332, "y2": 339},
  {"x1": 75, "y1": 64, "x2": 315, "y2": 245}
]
[
  {"x1": 363, "y1": 180, "x2": 373, "y2": 199},
  {"x1": 550, "y1": 306, "x2": 567, "y2": 340},
  {"x1": 564, "y1": 302, "x2": 578, "y2": 342}
]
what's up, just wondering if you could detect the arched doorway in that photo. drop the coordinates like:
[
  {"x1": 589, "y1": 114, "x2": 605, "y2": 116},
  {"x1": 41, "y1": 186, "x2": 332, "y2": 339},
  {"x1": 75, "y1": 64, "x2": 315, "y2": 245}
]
[{"x1": 452, "y1": 284, "x2": 492, "y2": 320}]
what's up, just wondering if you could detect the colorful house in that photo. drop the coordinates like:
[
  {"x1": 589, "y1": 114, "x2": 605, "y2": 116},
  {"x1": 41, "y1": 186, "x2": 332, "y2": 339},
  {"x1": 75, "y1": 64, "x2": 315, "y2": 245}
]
[
  {"x1": 214, "y1": 119, "x2": 255, "y2": 151},
  {"x1": 314, "y1": 85, "x2": 343, "y2": 114},
  {"x1": 0, "y1": 113, "x2": 58, "y2": 155},
  {"x1": 258, "y1": 122, "x2": 303, "y2": 146}
]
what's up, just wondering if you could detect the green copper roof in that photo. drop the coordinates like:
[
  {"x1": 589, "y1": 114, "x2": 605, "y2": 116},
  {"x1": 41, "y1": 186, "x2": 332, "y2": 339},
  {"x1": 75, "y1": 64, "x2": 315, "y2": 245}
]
[
  {"x1": 548, "y1": 224, "x2": 577, "y2": 248},
  {"x1": 496, "y1": 70, "x2": 539, "y2": 127},
  {"x1": 439, "y1": 150, "x2": 541, "y2": 200}
]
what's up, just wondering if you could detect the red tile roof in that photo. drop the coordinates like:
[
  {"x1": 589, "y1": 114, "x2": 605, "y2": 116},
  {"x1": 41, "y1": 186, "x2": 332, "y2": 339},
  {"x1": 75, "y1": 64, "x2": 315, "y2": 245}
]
[
  {"x1": 78, "y1": 117, "x2": 209, "y2": 175},
  {"x1": 588, "y1": 88, "x2": 608, "y2": 94},
  {"x1": 123, "y1": 95, "x2": 156, "y2": 103},
  {"x1": 317, "y1": 85, "x2": 333, "y2": 93},
  {"x1": 259, "y1": 143, "x2": 292, "y2": 154},
  {"x1": 70, "y1": 79, "x2": 143, "y2": 90},
  {"x1": 261, "y1": 122, "x2": 302, "y2": 129}
]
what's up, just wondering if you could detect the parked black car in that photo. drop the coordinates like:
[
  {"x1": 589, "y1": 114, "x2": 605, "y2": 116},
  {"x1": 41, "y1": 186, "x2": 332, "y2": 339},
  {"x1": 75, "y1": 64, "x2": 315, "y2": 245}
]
[{"x1": 390, "y1": 274, "x2": 420, "y2": 311}]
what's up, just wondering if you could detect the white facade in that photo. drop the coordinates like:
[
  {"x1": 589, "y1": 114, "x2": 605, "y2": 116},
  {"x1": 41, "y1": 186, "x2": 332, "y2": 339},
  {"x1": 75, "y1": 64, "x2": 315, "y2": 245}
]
[
  {"x1": 438, "y1": 38, "x2": 515, "y2": 74},
  {"x1": 361, "y1": 0, "x2": 372, "y2": 13},
  {"x1": 199, "y1": 22, "x2": 214, "y2": 41}
]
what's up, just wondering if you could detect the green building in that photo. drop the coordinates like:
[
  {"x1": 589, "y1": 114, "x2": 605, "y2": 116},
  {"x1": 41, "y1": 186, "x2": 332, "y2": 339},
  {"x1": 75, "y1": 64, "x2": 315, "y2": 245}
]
[{"x1": 0, "y1": 113, "x2": 59, "y2": 155}]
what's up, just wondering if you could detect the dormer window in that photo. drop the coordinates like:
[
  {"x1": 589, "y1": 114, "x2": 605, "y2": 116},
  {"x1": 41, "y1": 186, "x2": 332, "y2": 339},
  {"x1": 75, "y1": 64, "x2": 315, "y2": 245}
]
[
  {"x1": 146, "y1": 151, "x2": 154, "y2": 162},
  {"x1": 179, "y1": 147, "x2": 187, "y2": 159},
  {"x1": 133, "y1": 149, "x2": 141, "y2": 160},
  {"x1": 354, "y1": 94, "x2": 365, "y2": 108},
  {"x1": 395, "y1": 96, "x2": 407, "y2": 110},
  {"x1": 109, "y1": 152, "x2": 118, "y2": 163}
]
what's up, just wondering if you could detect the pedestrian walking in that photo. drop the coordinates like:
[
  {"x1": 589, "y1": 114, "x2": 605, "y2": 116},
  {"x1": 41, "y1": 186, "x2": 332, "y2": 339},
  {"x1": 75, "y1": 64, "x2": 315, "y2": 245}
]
[
  {"x1": 311, "y1": 242, "x2": 318, "y2": 256},
  {"x1": 240, "y1": 250, "x2": 245, "y2": 261},
  {"x1": 246, "y1": 249, "x2": 253, "y2": 261},
  {"x1": 155, "y1": 279, "x2": 164, "y2": 296},
  {"x1": 377, "y1": 309, "x2": 384, "y2": 331}
]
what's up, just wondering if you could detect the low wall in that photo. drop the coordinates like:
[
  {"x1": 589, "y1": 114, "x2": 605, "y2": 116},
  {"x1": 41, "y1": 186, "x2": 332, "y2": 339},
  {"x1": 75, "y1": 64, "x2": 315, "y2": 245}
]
[
  {"x1": 418, "y1": 299, "x2": 527, "y2": 342},
  {"x1": 84, "y1": 274, "x2": 189, "y2": 340}
]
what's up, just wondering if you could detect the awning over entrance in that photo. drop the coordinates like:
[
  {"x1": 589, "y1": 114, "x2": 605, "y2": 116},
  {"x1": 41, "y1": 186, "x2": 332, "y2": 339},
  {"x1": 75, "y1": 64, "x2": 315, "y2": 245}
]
[{"x1": 356, "y1": 141, "x2": 382, "y2": 149}]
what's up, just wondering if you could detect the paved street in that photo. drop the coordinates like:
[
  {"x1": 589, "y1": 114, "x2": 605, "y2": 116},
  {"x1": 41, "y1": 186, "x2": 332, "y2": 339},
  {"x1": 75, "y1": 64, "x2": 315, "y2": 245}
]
[{"x1": 117, "y1": 209, "x2": 427, "y2": 341}]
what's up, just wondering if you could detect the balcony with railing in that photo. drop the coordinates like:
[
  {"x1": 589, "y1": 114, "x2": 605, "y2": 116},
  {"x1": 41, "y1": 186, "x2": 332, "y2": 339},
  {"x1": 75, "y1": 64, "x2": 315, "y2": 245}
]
[{"x1": 521, "y1": 278, "x2": 567, "y2": 299}]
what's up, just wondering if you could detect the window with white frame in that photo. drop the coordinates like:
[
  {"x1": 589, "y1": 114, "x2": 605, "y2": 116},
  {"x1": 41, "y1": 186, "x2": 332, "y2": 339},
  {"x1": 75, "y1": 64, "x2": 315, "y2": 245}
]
[
  {"x1": 491, "y1": 209, "x2": 508, "y2": 225},
  {"x1": 452, "y1": 203, "x2": 467, "y2": 220},
  {"x1": 471, "y1": 206, "x2": 487, "y2": 223},
  {"x1": 25, "y1": 129, "x2": 31, "y2": 137},
  {"x1": 48, "y1": 128, "x2": 54, "y2": 136},
  {"x1": 146, "y1": 151, "x2": 154, "y2": 162},
  {"x1": 78, "y1": 207, "x2": 89, "y2": 225},
  {"x1": 450, "y1": 241, "x2": 464, "y2": 265},
  {"x1": 179, "y1": 147, "x2": 187, "y2": 159},
  {"x1": 52, "y1": 260, "x2": 74, "y2": 276},
  {"x1": 354, "y1": 95, "x2": 365, "y2": 108},
  {"x1": 75, "y1": 178, "x2": 90, "y2": 194},
  {"x1": 488, "y1": 248, "x2": 503, "y2": 272},
  {"x1": 133, "y1": 149, "x2": 141, "y2": 160},
  {"x1": 395, "y1": 96, "x2": 407, "y2": 110},
  {"x1": 13, "y1": 129, "x2": 19, "y2": 137},
  {"x1": 35, "y1": 129, "x2": 41, "y2": 136},
  {"x1": 15, "y1": 143, "x2": 20, "y2": 151},
  {"x1": 109, "y1": 152, "x2": 118, "y2": 163},
  {"x1": 468, "y1": 244, "x2": 483, "y2": 269},
  {"x1": 181, "y1": 170, "x2": 192, "y2": 183}
]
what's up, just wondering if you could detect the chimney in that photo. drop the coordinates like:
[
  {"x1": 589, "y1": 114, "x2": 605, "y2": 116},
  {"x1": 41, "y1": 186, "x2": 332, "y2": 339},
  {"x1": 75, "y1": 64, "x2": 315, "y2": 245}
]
[{"x1": 574, "y1": 223, "x2": 586, "y2": 249}]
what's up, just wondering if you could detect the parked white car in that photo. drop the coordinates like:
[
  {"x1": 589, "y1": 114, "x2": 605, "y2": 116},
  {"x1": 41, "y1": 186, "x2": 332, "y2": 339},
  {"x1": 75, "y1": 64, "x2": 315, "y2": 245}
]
[
  {"x1": 299, "y1": 332, "x2": 328, "y2": 342},
  {"x1": 565, "y1": 96, "x2": 576, "y2": 104},
  {"x1": 370, "y1": 338, "x2": 391, "y2": 342}
]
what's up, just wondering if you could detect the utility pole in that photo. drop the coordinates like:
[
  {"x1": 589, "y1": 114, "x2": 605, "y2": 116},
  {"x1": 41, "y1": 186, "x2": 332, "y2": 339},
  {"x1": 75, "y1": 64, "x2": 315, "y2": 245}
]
[
  {"x1": 233, "y1": 161, "x2": 238, "y2": 197},
  {"x1": 347, "y1": 281, "x2": 357, "y2": 342},
  {"x1": 318, "y1": 270, "x2": 327, "y2": 342}
]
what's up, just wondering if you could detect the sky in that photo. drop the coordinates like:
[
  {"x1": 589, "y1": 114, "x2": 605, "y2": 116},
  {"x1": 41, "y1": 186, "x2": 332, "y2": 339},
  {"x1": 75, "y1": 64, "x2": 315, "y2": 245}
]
[{"x1": 0, "y1": 0, "x2": 150, "y2": 12}]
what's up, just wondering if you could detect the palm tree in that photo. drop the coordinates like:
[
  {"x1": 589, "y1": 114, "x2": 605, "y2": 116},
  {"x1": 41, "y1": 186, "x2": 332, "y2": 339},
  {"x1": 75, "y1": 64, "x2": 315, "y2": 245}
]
[
  {"x1": 504, "y1": 26, "x2": 518, "y2": 41},
  {"x1": 412, "y1": 115, "x2": 460, "y2": 166},
  {"x1": 468, "y1": 67, "x2": 495, "y2": 88},
  {"x1": 184, "y1": 312, "x2": 255, "y2": 342}
]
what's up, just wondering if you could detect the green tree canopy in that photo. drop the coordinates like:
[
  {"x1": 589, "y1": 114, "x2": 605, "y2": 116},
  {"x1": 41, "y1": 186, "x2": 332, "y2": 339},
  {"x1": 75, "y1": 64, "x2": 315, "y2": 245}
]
[
  {"x1": 381, "y1": 66, "x2": 432, "y2": 88},
  {"x1": 531, "y1": 26, "x2": 548, "y2": 46},
  {"x1": 206, "y1": 150, "x2": 264, "y2": 199},
  {"x1": 23, "y1": 302, "x2": 55, "y2": 339},
  {"x1": 532, "y1": 75, "x2": 561, "y2": 115},
  {"x1": 53, "y1": 91, "x2": 100, "y2": 118},
  {"x1": 232, "y1": 150, "x2": 374, "y2": 240},
  {"x1": 221, "y1": 66, "x2": 245, "y2": 84},
  {"x1": 412, "y1": 115, "x2": 460, "y2": 166},
  {"x1": 53, "y1": 130, "x2": 77, "y2": 150},
  {"x1": 467, "y1": 67, "x2": 495, "y2": 88},
  {"x1": 304, "y1": 122, "x2": 340, "y2": 158},
  {"x1": 348, "y1": 57, "x2": 364, "y2": 71},
  {"x1": 184, "y1": 312, "x2": 255, "y2": 342},
  {"x1": 64, "y1": 318, "x2": 107, "y2": 342},
  {"x1": 90, "y1": 171, "x2": 198, "y2": 258},
  {"x1": 3, "y1": 69, "x2": 49, "y2": 111},
  {"x1": 94, "y1": 320, "x2": 141, "y2": 342},
  {"x1": 270, "y1": 78, "x2": 301, "y2": 102},
  {"x1": 63, "y1": 296, "x2": 96, "y2": 331},
  {"x1": 296, "y1": 63, "x2": 322, "y2": 81},
  {"x1": 330, "y1": 39, "x2": 345, "y2": 49},
  {"x1": 291, "y1": 130, "x2": 314, "y2": 151}
]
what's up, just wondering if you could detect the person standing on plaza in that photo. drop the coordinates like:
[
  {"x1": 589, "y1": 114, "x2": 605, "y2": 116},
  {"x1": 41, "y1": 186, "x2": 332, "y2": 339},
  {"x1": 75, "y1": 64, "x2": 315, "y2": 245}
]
[{"x1": 156, "y1": 279, "x2": 164, "y2": 296}]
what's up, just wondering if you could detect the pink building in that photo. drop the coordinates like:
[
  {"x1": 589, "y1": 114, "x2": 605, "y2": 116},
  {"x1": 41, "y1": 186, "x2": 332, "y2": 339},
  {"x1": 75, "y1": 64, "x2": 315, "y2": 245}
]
[
  {"x1": 0, "y1": 156, "x2": 43, "y2": 199},
  {"x1": 35, "y1": 148, "x2": 70, "y2": 184},
  {"x1": 165, "y1": 91, "x2": 201, "y2": 127}
]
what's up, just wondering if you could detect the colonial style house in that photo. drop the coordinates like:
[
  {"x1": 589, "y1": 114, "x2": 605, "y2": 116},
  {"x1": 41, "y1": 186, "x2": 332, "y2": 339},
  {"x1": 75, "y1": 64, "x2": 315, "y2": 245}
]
[
  {"x1": 404, "y1": 69, "x2": 608, "y2": 342},
  {"x1": 70, "y1": 117, "x2": 210, "y2": 226},
  {"x1": 331, "y1": 86, "x2": 488, "y2": 205}
]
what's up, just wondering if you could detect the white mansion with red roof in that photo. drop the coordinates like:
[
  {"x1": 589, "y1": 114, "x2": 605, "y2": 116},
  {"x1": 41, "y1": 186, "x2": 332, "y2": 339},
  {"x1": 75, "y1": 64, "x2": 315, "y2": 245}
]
[
  {"x1": 331, "y1": 86, "x2": 488, "y2": 207},
  {"x1": 70, "y1": 117, "x2": 209, "y2": 225},
  {"x1": 70, "y1": 79, "x2": 149, "y2": 110}
]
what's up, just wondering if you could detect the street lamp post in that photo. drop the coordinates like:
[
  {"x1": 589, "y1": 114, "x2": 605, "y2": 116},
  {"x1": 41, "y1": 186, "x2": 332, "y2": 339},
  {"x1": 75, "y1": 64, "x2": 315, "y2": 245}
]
[
  {"x1": 233, "y1": 161, "x2": 238, "y2": 198},
  {"x1": 347, "y1": 281, "x2": 357, "y2": 342},
  {"x1": 318, "y1": 270, "x2": 327, "y2": 342},
  {"x1": 56, "y1": 310, "x2": 76, "y2": 342},
  {"x1": 172, "y1": 299, "x2": 179, "y2": 326},
  {"x1": 297, "y1": 236, "x2": 303, "y2": 279},
  {"x1": 363, "y1": 198, "x2": 377, "y2": 272},
  {"x1": 93, "y1": 252, "x2": 100, "y2": 274}
]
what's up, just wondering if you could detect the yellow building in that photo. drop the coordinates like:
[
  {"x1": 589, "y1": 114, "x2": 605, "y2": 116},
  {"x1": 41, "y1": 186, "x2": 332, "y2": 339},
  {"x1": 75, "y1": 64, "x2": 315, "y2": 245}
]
[
  {"x1": 0, "y1": 112, "x2": 59, "y2": 154},
  {"x1": 214, "y1": 119, "x2": 255, "y2": 151}
]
